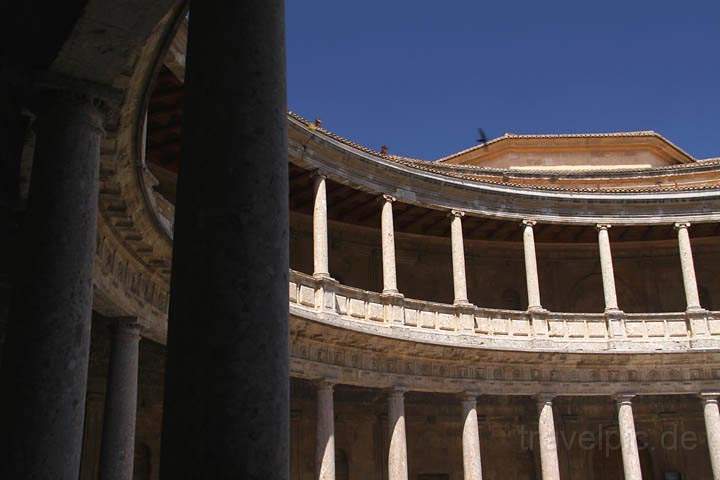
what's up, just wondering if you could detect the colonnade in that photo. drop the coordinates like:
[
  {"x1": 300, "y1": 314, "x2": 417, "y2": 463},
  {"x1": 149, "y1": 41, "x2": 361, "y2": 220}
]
[
  {"x1": 0, "y1": 1, "x2": 289, "y2": 478},
  {"x1": 312, "y1": 382, "x2": 720, "y2": 480},
  {"x1": 311, "y1": 176, "x2": 707, "y2": 313}
]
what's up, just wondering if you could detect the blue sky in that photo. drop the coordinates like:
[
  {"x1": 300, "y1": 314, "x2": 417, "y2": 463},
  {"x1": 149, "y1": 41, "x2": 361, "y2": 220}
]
[{"x1": 286, "y1": 0, "x2": 719, "y2": 160}]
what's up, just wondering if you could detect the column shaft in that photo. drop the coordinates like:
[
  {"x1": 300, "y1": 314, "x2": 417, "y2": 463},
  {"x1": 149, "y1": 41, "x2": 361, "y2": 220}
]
[
  {"x1": 675, "y1": 223, "x2": 701, "y2": 310},
  {"x1": 701, "y1": 394, "x2": 720, "y2": 480},
  {"x1": 381, "y1": 195, "x2": 398, "y2": 294},
  {"x1": 523, "y1": 220, "x2": 542, "y2": 310},
  {"x1": 316, "y1": 382, "x2": 335, "y2": 480},
  {"x1": 313, "y1": 175, "x2": 330, "y2": 278},
  {"x1": 536, "y1": 396, "x2": 561, "y2": 480},
  {"x1": 451, "y1": 211, "x2": 469, "y2": 305},
  {"x1": 462, "y1": 396, "x2": 483, "y2": 480},
  {"x1": 0, "y1": 91, "x2": 103, "y2": 478},
  {"x1": 388, "y1": 388, "x2": 408, "y2": 480},
  {"x1": 597, "y1": 225, "x2": 619, "y2": 311},
  {"x1": 99, "y1": 318, "x2": 141, "y2": 480},
  {"x1": 159, "y1": 1, "x2": 289, "y2": 478},
  {"x1": 616, "y1": 395, "x2": 642, "y2": 480}
]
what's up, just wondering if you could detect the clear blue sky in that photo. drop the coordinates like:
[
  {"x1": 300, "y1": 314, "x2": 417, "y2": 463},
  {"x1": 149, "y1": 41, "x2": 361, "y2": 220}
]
[{"x1": 286, "y1": 0, "x2": 719, "y2": 160}]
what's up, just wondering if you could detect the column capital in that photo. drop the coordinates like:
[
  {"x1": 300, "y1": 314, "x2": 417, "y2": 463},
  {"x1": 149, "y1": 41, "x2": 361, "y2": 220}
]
[
  {"x1": 700, "y1": 392, "x2": 720, "y2": 403},
  {"x1": 674, "y1": 222, "x2": 691, "y2": 230},
  {"x1": 315, "y1": 379, "x2": 336, "y2": 391},
  {"x1": 32, "y1": 71, "x2": 124, "y2": 132},
  {"x1": 461, "y1": 391, "x2": 481, "y2": 403},
  {"x1": 522, "y1": 219, "x2": 537, "y2": 227},
  {"x1": 382, "y1": 194, "x2": 397, "y2": 203},
  {"x1": 450, "y1": 209, "x2": 465, "y2": 218},
  {"x1": 110, "y1": 317, "x2": 141, "y2": 338},
  {"x1": 389, "y1": 386, "x2": 408, "y2": 398},
  {"x1": 536, "y1": 393, "x2": 555, "y2": 405},
  {"x1": 596, "y1": 223, "x2": 612, "y2": 231},
  {"x1": 312, "y1": 170, "x2": 327, "y2": 181},
  {"x1": 614, "y1": 393, "x2": 636, "y2": 405}
]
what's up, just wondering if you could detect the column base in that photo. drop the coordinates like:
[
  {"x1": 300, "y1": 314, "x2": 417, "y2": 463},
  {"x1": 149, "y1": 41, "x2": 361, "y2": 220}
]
[
  {"x1": 527, "y1": 305, "x2": 547, "y2": 313},
  {"x1": 382, "y1": 289, "x2": 403, "y2": 299},
  {"x1": 686, "y1": 307, "x2": 710, "y2": 338},
  {"x1": 453, "y1": 301, "x2": 475, "y2": 309},
  {"x1": 313, "y1": 272, "x2": 334, "y2": 281}
]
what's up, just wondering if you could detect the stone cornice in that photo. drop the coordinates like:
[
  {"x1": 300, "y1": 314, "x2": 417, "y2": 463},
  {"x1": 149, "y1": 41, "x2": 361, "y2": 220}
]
[{"x1": 288, "y1": 119, "x2": 720, "y2": 226}]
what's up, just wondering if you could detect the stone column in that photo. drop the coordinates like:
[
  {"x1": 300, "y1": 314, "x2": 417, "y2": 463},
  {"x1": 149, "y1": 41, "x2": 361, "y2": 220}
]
[
  {"x1": 388, "y1": 387, "x2": 408, "y2": 480},
  {"x1": 316, "y1": 380, "x2": 335, "y2": 480},
  {"x1": 701, "y1": 393, "x2": 720, "y2": 480},
  {"x1": 596, "y1": 224, "x2": 620, "y2": 312},
  {"x1": 313, "y1": 174, "x2": 330, "y2": 278},
  {"x1": 536, "y1": 395, "x2": 561, "y2": 480},
  {"x1": 451, "y1": 210, "x2": 470, "y2": 305},
  {"x1": 159, "y1": 1, "x2": 289, "y2": 478},
  {"x1": 461, "y1": 395, "x2": 483, "y2": 480},
  {"x1": 0, "y1": 89, "x2": 104, "y2": 478},
  {"x1": 523, "y1": 220, "x2": 543, "y2": 311},
  {"x1": 381, "y1": 195, "x2": 399, "y2": 295},
  {"x1": 99, "y1": 318, "x2": 141, "y2": 480},
  {"x1": 616, "y1": 394, "x2": 643, "y2": 480},
  {"x1": 675, "y1": 222, "x2": 702, "y2": 311}
]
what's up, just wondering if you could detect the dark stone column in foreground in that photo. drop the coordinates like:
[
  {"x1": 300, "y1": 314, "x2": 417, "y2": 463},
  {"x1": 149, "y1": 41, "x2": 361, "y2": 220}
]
[
  {"x1": 99, "y1": 318, "x2": 141, "y2": 480},
  {"x1": 159, "y1": 0, "x2": 289, "y2": 478},
  {"x1": 0, "y1": 89, "x2": 103, "y2": 479}
]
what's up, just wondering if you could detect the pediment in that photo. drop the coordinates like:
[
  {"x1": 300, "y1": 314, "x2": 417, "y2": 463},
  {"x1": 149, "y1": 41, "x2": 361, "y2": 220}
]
[{"x1": 437, "y1": 132, "x2": 695, "y2": 170}]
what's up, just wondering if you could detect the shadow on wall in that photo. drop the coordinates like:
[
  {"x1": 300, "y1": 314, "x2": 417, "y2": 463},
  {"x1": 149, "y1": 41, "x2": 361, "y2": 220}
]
[{"x1": 567, "y1": 273, "x2": 645, "y2": 313}]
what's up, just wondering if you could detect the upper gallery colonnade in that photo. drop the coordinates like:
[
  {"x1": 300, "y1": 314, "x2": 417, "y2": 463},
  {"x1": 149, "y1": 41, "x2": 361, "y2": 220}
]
[{"x1": 310, "y1": 173, "x2": 713, "y2": 317}]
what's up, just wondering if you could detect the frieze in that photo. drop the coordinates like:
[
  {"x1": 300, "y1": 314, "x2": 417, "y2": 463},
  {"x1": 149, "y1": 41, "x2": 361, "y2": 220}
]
[{"x1": 289, "y1": 334, "x2": 720, "y2": 395}]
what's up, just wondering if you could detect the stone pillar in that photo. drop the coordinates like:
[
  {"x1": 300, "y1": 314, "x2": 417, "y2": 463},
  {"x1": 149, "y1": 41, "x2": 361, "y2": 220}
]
[
  {"x1": 461, "y1": 395, "x2": 483, "y2": 480},
  {"x1": 0, "y1": 89, "x2": 104, "y2": 478},
  {"x1": 675, "y1": 222, "x2": 702, "y2": 311},
  {"x1": 316, "y1": 380, "x2": 335, "y2": 480},
  {"x1": 159, "y1": 1, "x2": 289, "y2": 478},
  {"x1": 99, "y1": 318, "x2": 141, "y2": 480},
  {"x1": 616, "y1": 394, "x2": 643, "y2": 480},
  {"x1": 313, "y1": 174, "x2": 330, "y2": 278},
  {"x1": 596, "y1": 224, "x2": 620, "y2": 312},
  {"x1": 451, "y1": 210, "x2": 470, "y2": 305},
  {"x1": 79, "y1": 390, "x2": 105, "y2": 480},
  {"x1": 522, "y1": 220, "x2": 543, "y2": 311},
  {"x1": 381, "y1": 195, "x2": 399, "y2": 295},
  {"x1": 701, "y1": 393, "x2": 720, "y2": 480},
  {"x1": 388, "y1": 387, "x2": 408, "y2": 480},
  {"x1": 536, "y1": 395, "x2": 561, "y2": 480}
]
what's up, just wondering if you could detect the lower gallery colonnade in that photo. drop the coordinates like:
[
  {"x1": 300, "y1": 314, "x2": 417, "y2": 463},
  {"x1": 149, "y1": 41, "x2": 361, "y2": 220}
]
[{"x1": 305, "y1": 381, "x2": 720, "y2": 480}]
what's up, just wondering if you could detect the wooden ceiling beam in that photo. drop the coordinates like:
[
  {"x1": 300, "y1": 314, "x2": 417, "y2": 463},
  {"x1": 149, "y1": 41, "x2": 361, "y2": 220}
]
[
  {"x1": 398, "y1": 208, "x2": 440, "y2": 232},
  {"x1": 329, "y1": 190, "x2": 369, "y2": 215},
  {"x1": 495, "y1": 221, "x2": 520, "y2": 241},
  {"x1": 420, "y1": 213, "x2": 450, "y2": 236},
  {"x1": 338, "y1": 196, "x2": 380, "y2": 218}
]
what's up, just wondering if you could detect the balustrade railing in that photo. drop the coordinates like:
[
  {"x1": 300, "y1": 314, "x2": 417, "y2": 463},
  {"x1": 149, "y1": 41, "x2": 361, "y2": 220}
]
[{"x1": 289, "y1": 270, "x2": 720, "y2": 351}]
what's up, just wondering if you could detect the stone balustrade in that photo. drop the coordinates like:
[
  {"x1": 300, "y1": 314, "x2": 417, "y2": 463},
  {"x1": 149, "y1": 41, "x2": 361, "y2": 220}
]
[{"x1": 289, "y1": 270, "x2": 720, "y2": 353}]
